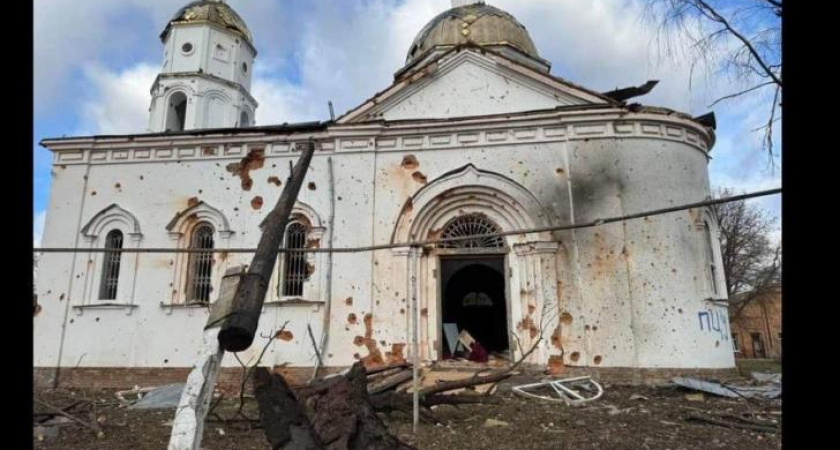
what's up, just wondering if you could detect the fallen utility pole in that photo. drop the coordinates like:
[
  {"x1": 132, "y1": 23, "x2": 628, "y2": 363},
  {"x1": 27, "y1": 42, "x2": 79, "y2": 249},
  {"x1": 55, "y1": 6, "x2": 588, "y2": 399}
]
[
  {"x1": 168, "y1": 139, "x2": 315, "y2": 450},
  {"x1": 218, "y1": 138, "x2": 316, "y2": 352}
]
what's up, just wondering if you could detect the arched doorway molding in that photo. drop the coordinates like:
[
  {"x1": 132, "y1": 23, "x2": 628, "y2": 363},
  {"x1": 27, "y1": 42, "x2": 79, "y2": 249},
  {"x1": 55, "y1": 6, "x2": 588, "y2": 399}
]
[{"x1": 391, "y1": 164, "x2": 561, "y2": 365}]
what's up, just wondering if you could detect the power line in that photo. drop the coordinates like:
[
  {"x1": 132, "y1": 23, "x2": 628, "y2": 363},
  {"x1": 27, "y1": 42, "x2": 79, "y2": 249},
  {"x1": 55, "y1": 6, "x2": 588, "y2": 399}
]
[{"x1": 33, "y1": 188, "x2": 781, "y2": 255}]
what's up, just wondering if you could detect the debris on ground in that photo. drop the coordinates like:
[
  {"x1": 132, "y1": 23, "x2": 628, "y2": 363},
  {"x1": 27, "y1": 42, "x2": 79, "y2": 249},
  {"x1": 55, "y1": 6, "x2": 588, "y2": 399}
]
[
  {"x1": 127, "y1": 383, "x2": 185, "y2": 410},
  {"x1": 483, "y1": 418, "x2": 510, "y2": 427},
  {"x1": 33, "y1": 379, "x2": 782, "y2": 450},
  {"x1": 684, "y1": 393, "x2": 705, "y2": 402},
  {"x1": 672, "y1": 376, "x2": 781, "y2": 399},
  {"x1": 512, "y1": 376, "x2": 604, "y2": 405}
]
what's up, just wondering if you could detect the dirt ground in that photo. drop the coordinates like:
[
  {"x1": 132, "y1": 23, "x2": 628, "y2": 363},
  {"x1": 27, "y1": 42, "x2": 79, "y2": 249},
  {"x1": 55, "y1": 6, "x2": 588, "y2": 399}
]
[{"x1": 33, "y1": 377, "x2": 781, "y2": 450}]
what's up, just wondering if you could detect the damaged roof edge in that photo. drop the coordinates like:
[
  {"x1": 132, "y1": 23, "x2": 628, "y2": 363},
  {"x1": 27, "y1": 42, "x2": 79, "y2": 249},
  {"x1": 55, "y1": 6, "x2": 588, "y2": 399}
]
[{"x1": 39, "y1": 121, "x2": 329, "y2": 147}]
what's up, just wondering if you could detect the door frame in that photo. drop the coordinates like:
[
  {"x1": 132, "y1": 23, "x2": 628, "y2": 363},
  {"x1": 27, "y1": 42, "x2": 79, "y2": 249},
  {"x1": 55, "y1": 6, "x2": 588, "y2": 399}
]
[{"x1": 435, "y1": 249, "x2": 511, "y2": 362}]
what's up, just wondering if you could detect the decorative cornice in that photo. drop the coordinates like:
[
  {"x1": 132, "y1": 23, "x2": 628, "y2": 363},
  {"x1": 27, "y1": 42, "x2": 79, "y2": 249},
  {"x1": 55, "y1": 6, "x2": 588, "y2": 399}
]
[{"x1": 45, "y1": 110, "x2": 712, "y2": 169}]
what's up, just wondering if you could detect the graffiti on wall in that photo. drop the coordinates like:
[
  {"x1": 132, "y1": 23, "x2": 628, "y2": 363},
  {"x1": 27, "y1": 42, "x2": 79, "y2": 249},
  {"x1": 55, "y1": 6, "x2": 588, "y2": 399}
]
[{"x1": 698, "y1": 308, "x2": 729, "y2": 341}]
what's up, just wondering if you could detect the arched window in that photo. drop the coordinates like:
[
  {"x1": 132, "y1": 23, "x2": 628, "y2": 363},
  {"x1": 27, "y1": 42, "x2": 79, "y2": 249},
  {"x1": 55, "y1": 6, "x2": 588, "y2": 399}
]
[
  {"x1": 281, "y1": 222, "x2": 307, "y2": 297},
  {"x1": 440, "y1": 214, "x2": 504, "y2": 248},
  {"x1": 98, "y1": 230, "x2": 124, "y2": 300},
  {"x1": 702, "y1": 219, "x2": 720, "y2": 295},
  {"x1": 166, "y1": 92, "x2": 188, "y2": 132},
  {"x1": 239, "y1": 111, "x2": 249, "y2": 128},
  {"x1": 186, "y1": 224, "x2": 214, "y2": 303}
]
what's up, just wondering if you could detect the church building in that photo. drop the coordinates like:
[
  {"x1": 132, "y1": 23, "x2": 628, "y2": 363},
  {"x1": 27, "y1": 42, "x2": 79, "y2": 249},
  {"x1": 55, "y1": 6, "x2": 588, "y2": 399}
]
[{"x1": 35, "y1": 0, "x2": 735, "y2": 388}]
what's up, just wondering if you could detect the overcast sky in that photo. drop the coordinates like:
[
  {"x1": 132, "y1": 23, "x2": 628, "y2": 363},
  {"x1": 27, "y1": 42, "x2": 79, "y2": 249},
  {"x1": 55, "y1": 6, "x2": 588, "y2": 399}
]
[{"x1": 33, "y1": 0, "x2": 781, "y2": 246}]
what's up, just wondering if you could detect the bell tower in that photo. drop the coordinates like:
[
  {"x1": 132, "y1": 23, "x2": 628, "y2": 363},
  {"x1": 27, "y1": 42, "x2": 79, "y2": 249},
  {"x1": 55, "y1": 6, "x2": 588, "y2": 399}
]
[{"x1": 148, "y1": 0, "x2": 258, "y2": 132}]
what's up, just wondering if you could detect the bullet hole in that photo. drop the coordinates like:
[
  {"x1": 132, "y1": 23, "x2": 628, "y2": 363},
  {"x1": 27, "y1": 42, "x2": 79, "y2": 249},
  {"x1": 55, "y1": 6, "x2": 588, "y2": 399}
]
[
  {"x1": 570, "y1": 352, "x2": 580, "y2": 362},
  {"x1": 275, "y1": 330, "x2": 294, "y2": 341},
  {"x1": 560, "y1": 312, "x2": 573, "y2": 325},
  {"x1": 95, "y1": 317, "x2": 100, "y2": 322},
  {"x1": 308, "y1": 182, "x2": 317, "y2": 190},
  {"x1": 399, "y1": 308, "x2": 405, "y2": 315},
  {"x1": 594, "y1": 355, "x2": 603, "y2": 365},
  {"x1": 268, "y1": 176, "x2": 282, "y2": 187},
  {"x1": 337, "y1": 196, "x2": 343, "y2": 201},
  {"x1": 593, "y1": 326, "x2": 598, "y2": 331},
  {"x1": 69, "y1": 319, "x2": 74, "y2": 324},
  {"x1": 555, "y1": 168, "x2": 565, "y2": 175},
  {"x1": 251, "y1": 196, "x2": 264, "y2": 210},
  {"x1": 353, "y1": 336, "x2": 365, "y2": 346},
  {"x1": 234, "y1": 207, "x2": 239, "y2": 211},
  {"x1": 91, "y1": 191, "x2": 97, "y2": 196},
  {"x1": 345, "y1": 297, "x2": 353, "y2": 306},
  {"x1": 715, "y1": 341, "x2": 720, "y2": 348},
  {"x1": 585, "y1": 325, "x2": 591, "y2": 331},
  {"x1": 401, "y1": 154, "x2": 419, "y2": 170},
  {"x1": 198, "y1": 189, "x2": 203, "y2": 194},
  {"x1": 348, "y1": 313, "x2": 358, "y2": 324},
  {"x1": 164, "y1": 359, "x2": 169, "y2": 364},
  {"x1": 115, "y1": 183, "x2": 122, "y2": 189},
  {"x1": 412, "y1": 171, "x2": 428, "y2": 184},
  {"x1": 421, "y1": 308, "x2": 428, "y2": 317},
  {"x1": 59, "y1": 293, "x2": 65, "y2": 301},
  {"x1": 678, "y1": 308, "x2": 683, "y2": 314},
  {"x1": 353, "y1": 353, "x2": 361, "y2": 360}
]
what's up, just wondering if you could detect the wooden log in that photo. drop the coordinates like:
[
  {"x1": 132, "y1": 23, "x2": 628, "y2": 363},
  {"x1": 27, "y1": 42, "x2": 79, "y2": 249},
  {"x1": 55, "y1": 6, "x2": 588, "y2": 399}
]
[
  {"x1": 416, "y1": 369, "x2": 513, "y2": 398},
  {"x1": 253, "y1": 368, "x2": 326, "y2": 450},
  {"x1": 365, "y1": 363, "x2": 410, "y2": 377},
  {"x1": 308, "y1": 363, "x2": 416, "y2": 450},
  {"x1": 368, "y1": 370, "x2": 413, "y2": 396},
  {"x1": 219, "y1": 139, "x2": 316, "y2": 352}
]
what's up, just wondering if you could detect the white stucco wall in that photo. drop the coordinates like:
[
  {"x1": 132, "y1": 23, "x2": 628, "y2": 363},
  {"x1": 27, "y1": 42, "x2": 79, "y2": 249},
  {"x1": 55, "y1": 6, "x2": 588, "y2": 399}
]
[{"x1": 36, "y1": 104, "x2": 732, "y2": 373}]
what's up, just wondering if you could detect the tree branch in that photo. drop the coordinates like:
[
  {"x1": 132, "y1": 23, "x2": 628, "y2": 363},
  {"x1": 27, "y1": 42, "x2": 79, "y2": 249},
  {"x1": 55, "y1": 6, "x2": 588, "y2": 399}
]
[
  {"x1": 694, "y1": 0, "x2": 782, "y2": 86},
  {"x1": 708, "y1": 81, "x2": 774, "y2": 107}
]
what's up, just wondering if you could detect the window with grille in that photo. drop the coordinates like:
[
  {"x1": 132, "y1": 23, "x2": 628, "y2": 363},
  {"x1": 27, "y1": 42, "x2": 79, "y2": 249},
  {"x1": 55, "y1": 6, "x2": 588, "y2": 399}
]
[
  {"x1": 98, "y1": 230, "x2": 123, "y2": 300},
  {"x1": 439, "y1": 214, "x2": 504, "y2": 248},
  {"x1": 282, "y1": 222, "x2": 307, "y2": 297},
  {"x1": 187, "y1": 224, "x2": 215, "y2": 303},
  {"x1": 703, "y1": 220, "x2": 719, "y2": 295}
]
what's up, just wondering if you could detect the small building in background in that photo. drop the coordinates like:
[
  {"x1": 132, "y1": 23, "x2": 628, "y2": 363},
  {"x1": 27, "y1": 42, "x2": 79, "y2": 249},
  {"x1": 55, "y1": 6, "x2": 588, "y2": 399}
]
[{"x1": 728, "y1": 284, "x2": 781, "y2": 360}]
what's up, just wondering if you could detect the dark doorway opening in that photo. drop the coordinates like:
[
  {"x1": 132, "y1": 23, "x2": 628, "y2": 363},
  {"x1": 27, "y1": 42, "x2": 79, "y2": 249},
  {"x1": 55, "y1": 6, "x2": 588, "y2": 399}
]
[{"x1": 441, "y1": 256, "x2": 508, "y2": 358}]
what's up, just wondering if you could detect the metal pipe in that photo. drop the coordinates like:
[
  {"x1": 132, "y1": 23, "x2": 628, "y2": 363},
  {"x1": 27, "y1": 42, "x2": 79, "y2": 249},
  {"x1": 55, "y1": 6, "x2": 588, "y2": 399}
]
[
  {"x1": 312, "y1": 156, "x2": 336, "y2": 382},
  {"x1": 410, "y1": 246, "x2": 420, "y2": 435},
  {"x1": 35, "y1": 188, "x2": 781, "y2": 255},
  {"x1": 53, "y1": 162, "x2": 93, "y2": 388}
]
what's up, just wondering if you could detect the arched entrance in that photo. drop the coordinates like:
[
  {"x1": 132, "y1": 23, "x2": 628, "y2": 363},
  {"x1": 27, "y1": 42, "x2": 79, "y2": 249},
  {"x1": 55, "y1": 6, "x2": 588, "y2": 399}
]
[
  {"x1": 438, "y1": 213, "x2": 509, "y2": 358},
  {"x1": 441, "y1": 257, "x2": 508, "y2": 356},
  {"x1": 391, "y1": 165, "x2": 560, "y2": 364}
]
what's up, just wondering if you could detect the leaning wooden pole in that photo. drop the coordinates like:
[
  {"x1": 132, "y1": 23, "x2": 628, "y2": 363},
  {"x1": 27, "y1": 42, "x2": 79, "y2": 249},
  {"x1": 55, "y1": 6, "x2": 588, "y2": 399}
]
[{"x1": 219, "y1": 139, "x2": 316, "y2": 352}]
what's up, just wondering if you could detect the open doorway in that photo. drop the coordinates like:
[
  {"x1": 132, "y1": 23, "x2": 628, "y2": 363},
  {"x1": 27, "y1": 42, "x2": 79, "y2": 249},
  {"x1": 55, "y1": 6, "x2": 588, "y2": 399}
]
[{"x1": 440, "y1": 256, "x2": 508, "y2": 359}]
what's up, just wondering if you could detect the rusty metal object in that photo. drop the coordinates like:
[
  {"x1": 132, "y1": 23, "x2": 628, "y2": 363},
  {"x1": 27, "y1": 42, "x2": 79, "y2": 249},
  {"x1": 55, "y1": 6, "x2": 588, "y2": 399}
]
[{"x1": 217, "y1": 139, "x2": 316, "y2": 352}]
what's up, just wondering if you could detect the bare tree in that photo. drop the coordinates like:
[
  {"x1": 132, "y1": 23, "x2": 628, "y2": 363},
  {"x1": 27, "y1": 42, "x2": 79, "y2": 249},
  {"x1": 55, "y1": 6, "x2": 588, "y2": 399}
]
[
  {"x1": 711, "y1": 188, "x2": 780, "y2": 318},
  {"x1": 644, "y1": 0, "x2": 781, "y2": 160}
]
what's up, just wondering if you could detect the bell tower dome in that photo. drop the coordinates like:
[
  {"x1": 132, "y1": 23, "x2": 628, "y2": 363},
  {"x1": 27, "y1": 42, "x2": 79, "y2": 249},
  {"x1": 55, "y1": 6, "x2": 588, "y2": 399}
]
[{"x1": 148, "y1": 0, "x2": 258, "y2": 132}]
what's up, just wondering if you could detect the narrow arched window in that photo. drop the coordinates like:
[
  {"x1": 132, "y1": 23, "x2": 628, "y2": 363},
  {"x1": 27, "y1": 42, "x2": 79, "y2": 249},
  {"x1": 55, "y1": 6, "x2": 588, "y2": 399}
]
[
  {"x1": 282, "y1": 222, "x2": 307, "y2": 297},
  {"x1": 187, "y1": 224, "x2": 215, "y2": 303},
  {"x1": 440, "y1": 214, "x2": 504, "y2": 248},
  {"x1": 239, "y1": 111, "x2": 249, "y2": 128},
  {"x1": 703, "y1": 220, "x2": 719, "y2": 295},
  {"x1": 166, "y1": 92, "x2": 188, "y2": 132},
  {"x1": 98, "y1": 230, "x2": 123, "y2": 300}
]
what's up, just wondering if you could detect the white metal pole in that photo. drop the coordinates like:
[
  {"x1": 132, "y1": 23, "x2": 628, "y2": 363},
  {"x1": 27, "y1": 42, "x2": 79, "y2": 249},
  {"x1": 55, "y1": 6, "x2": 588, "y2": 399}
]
[{"x1": 410, "y1": 246, "x2": 420, "y2": 434}]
